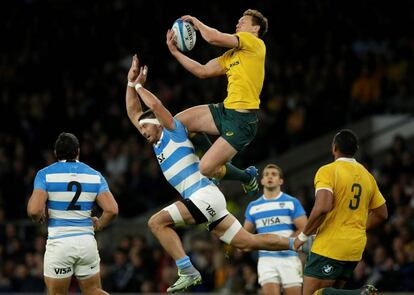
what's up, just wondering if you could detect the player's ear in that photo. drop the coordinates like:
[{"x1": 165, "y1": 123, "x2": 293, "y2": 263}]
[{"x1": 279, "y1": 178, "x2": 284, "y2": 186}]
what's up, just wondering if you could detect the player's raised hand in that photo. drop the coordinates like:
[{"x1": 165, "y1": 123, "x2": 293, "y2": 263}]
[
  {"x1": 134, "y1": 65, "x2": 148, "y2": 86},
  {"x1": 166, "y1": 29, "x2": 178, "y2": 54},
  {"x1": 181, "y1": 15, "x2": 200, "y2": 30},
  {"x1": 128, "y1": 54, "x2": 140, "y2": 82}
]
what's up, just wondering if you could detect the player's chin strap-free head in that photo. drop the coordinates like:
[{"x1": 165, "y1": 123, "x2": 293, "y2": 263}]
[{"x1": 139, "y1": 118, "x2": 161, "y2": 125}]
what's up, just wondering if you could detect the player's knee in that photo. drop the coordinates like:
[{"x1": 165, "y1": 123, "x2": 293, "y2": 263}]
[
  {"x1": 199, "y1": 160, "x2": 215, "y2": 177},
  {"x1": 147, "y1": 213, "x2": 162, "y2": 233}
]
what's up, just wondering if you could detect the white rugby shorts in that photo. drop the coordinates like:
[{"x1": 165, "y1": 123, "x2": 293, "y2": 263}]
[
  {"x1": 44, "y1": 234, "x2": 100, "y2": 279},
  {"x1": 258, "y1": 255, "x2": 303, "y2": 287},
  {"x1": 189, "y1": 184, "x2": 229, "y2": 224}
]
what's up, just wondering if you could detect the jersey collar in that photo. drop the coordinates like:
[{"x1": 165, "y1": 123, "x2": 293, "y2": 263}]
[
  {"x1": 262, "y1": 191, "x2": 283, "y2": 200},
  {"x1": 335, "y1": 157, "x2": 357, "y2": 163},
  {"x1": 58, "y1": 160, "x2": 79, "y2": 162}
]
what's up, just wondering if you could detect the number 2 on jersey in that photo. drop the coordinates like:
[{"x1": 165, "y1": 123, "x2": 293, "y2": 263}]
[
  {"x1": 349, "y1": 183, "x2": 362, "y2": 210},
  {"x1": 67, "y1": 181, "x2": 82, "y2": 210}
]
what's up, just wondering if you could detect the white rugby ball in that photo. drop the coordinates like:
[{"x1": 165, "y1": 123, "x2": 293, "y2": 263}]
[{"x1": 172, "y1": 19, "x2": 196, "y2": 52}]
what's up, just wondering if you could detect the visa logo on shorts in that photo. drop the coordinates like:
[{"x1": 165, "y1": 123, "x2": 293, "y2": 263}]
[
  {"x1": 261, "y1": 217, "x2": 280, "y2": 226},
  {"x1": 54, "y1": 267, "x2": 71, "y2": 275},
  {"x1": 206, "y1": 205, "x2": 216, "y2": 217}
]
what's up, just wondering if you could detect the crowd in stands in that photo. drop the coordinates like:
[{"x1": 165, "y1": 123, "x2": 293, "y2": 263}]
[{"x1": 1, "y1": 0, "x2": 414, "y2": 292}]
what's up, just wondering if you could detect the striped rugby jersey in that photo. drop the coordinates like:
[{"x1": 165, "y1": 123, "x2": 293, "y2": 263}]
[
  {"x1": 34, "y1": 160, "x2": 109, "y2": 239},
  {"x1": 153, "y1": 118, "x2": 213, "y2": 198},
  {"x1": 245, "y1": 192, "x2": 306, "y2": 257}
]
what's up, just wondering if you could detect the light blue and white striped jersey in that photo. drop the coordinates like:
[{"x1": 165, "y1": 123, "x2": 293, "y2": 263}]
[
  {"x1": 153, "y1": 118, "x2": 212, "y2": 199},
  {"x1": 245, "y1": 192, "x2": 306, "y2": 257},
  {"x1": 33, "y1": 160, "x2": 109, "y2": 240}
]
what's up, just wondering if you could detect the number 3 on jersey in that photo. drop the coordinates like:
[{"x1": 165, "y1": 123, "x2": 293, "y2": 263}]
[
  {"x1": 67, "y1": 181, "x2": 82, "y2": 210},
  {"x1": 349, "y1": 183, "x2": 362, "y2": 210}
]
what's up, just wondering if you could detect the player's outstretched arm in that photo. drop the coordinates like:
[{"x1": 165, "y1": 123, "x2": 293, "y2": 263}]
[
  {"x1": 126, "y1": 54, "x2": 144, "y2": 130},
  {"x1": 181, "y1": 15, "x2": 238, "y2": 48},
  {"x1": 166, "y1": 30, "x2": 225, "y2": 79},
  {"x1": 132, "y1": 66, "x2": 174, "y2": 130}
]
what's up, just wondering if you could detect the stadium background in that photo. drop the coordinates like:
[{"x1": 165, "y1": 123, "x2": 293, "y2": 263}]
[{"x1": 1, "y1": 0, "x2": 414, "y2": 293}]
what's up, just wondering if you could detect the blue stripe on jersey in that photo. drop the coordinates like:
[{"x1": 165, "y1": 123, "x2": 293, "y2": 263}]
[
  {"x1": 159, "y1": 146, "x2": 194, "y2": 171},
  {"x1": 48, "y1": 232, "x2": 94, "y2": 240},
  {"x1": 47, "y1": 201, "x2": 94, "y2": 211},
  {"x1": 169, "y1": 163, "x2": 199, "y2": 186},
  {"x1": 256, "y1": 224, "x2": 294, "y2": 233},
  {"x1": 47, "y1": 182, "x2": 100, "y2": 193},
  {"x1": 182, "y1": 178, "x2": 210, "y2": 198},
  {"x1": 48, "y1": 218, "x2": 93, "y2": 227},
  {"x1": 252, "y1": 209, "x2": 292, "y2": 220},
  {"x1": 259, "y1": 250, "x2": 298, "y2": 258}
]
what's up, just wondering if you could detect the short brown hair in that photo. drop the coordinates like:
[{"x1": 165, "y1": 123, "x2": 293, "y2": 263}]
[
  {"x1": 243, "y1": 9, "x2": 268, "y2": 38},
  {"x1": 262, "y1": 164, "x2": 284, "y2": 179}
]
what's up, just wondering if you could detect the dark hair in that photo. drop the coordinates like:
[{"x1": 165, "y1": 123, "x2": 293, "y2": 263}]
[
  {"x1": 54, "y1": 132, "x2": 79, "y2": 160},
  {"x1": 333, "y1": 129, "x2": 359, "y2": 157},
  {"x1": 137, "y1": 109, "x2": 156, "y2": 122},
  {"x1": 243, "y1": 9, "x2": 268, "y2": 38},
  {"x1": 263, "y1": 164, "x2": 284, "y2": 179}
]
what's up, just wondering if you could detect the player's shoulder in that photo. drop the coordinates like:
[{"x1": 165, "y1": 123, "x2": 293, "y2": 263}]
[
  {"x1": 77, "y1": 161, "x2": 102, "y2": 176},
  {"x1": 317, "y1": 162, "x2": 336, "y2": 173},
  {"x1": 247, "y1": 195, "x2": 266, "y2": 206},
  {"x1": 38, "y1": 162, "x2": 63, "y2": 174},
  {"x1": 280, "y1": 192, "x2": 299, "y2": 202}
]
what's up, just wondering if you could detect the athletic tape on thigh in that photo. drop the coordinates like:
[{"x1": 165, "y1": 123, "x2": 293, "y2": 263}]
[
  {"x1": 220, "y1": 219, "x2": 242, "y2": 244},
  {"x1": 163, "y1": 204, "x2": 184, "y2": 225},
  {"x1": 283, "y1": 283, "x2": 302, "y2": 289}
]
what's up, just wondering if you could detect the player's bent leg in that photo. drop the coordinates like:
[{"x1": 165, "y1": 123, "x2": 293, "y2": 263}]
[
  {"x1": 77, "y1": 273, "x2": 108, "y2": 295},
  {"x1": 262, "y1": 283, "x2": 281, "y2": 295},
  {"x1": 303, "y1": 276, "x2": 335, "y2": 295},
  {"x1": 148, "y1": 201, "x2": 202, "y2": 293},
  {"x1": 175, "y1": 105, "x2": 219, "y2": 134},
  {"x1": 211, "y1": 214, "x2": 291, "y2": 251},
  {"x1": 147, "y1": 201, "x2": 196, "y2": 260},
  {"x1": 44, "y1": 276, "x2": 72, "y2": 295},
  {"x1": 199, "y1": 137, "x2": 237, "y2": 178}
]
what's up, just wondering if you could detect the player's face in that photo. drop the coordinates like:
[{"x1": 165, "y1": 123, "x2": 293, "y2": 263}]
[
  {"x1": 236, "y1": 15, "x2": 258, "y2": 34},
  {"x1": 138, "y1": 123, "x2": 161, "y2": 144},
  {"x1": 261, "y1": 168, "x2": 283, "y2": 189}
]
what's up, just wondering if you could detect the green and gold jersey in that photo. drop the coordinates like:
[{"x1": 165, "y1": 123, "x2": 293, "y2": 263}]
[
  {"x1": 217, "y1": 32, "x2": 265, "y2": 110},
  {"x1": 312, "y1": 158, "x2": 386, "y2": 261}
]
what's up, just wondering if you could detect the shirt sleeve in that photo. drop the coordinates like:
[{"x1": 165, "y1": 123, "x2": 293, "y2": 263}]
[
  {"x1": 235, "y1": 32, "x2": 258, "y2": 51},
  {"x1": 314, "y1": 165, "x2": 334, "y2": 194},
  {"x1": 369, "y1": 176, "x2": 386, "y2": 209},
  {"x1": 98, "y1": 173, "x2": 110, "y2": 194},
  {"x1": 33, "y1": 169, "x2": 47, "y2": 191},
  {"x1": 169, "y1": 118, "x2": 188, "y2": 141},
  {"x1": 244, "y1": 202, "x2": 254, "y2": 223},
  {"x1": 292, "y1": 198, "x2": 307, "y2": 219}
]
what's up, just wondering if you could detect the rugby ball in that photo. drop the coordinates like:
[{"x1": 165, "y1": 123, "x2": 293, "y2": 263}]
[{"x1": 172, "y1": 19, "x2": 196, "y2": 52}]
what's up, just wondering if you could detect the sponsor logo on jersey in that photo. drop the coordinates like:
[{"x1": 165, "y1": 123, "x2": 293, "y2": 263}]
[
  {"x1": 157, "y1": 153, "x2": 165, "y2": 164},
  {"x1": 225, "y1": 131, "x2": 234, "y2": 137},
  {"x1": 261, "y1": 216, "x2": 280, "y2": 226}
]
